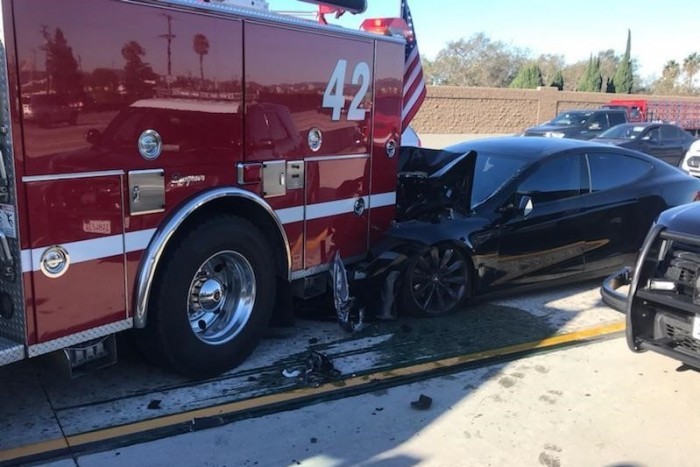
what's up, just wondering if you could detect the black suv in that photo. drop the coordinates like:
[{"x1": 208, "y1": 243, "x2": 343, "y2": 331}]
[
  {"x1": 602, "y1": 202, "x2": 700, "y2": 368},
  {"x1": 524, "y1": 109, "x2": 628, "y2": 140}
]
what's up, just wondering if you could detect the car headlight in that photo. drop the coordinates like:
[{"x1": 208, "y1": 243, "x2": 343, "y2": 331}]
[{"x1": 544, "y1": 131, "x2": 565, "y2": 138}]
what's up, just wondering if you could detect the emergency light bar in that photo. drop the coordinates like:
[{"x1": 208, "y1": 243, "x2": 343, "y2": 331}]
[
  {"x1": 298, "y1": 0, "x2": 366, "y2": 14},
  {"x1": 360, "y1": 17, "x2": 410, "y2": 39}
]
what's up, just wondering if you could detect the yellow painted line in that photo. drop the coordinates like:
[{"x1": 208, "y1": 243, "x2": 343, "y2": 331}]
[{"x1": 0, "y1": 320, "x2": 625, "y2": 463}]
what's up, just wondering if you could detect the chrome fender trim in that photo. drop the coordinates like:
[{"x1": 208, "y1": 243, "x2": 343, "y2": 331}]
[{"x1": 133, "y1": 187, "x2": 291, "y2": 328}]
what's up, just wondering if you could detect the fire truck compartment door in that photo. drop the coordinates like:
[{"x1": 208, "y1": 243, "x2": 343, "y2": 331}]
[{"x1": 25, "y1": 175, "x2": 126, "y2": 343}]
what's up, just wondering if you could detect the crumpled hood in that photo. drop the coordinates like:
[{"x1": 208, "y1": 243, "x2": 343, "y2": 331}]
[{"x1": 396, "y1": 146, "x2": 476, "y2": 221}]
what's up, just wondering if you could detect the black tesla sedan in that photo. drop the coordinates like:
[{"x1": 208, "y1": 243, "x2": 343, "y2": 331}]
[
  {"x1": 369, "y1": 137, "x2": 700, "y2": 317},
  {"x1": 594, "y1": 122, "x2": 696, "y2": 167}
]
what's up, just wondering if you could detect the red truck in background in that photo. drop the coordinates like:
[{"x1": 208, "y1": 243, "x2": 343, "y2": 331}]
[{"x1": 603, "y1": 99, "x2": 700, "y2": 136}]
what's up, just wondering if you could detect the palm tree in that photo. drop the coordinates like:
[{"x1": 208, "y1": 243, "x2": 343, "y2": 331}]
[
  {"x1": 682, "y1": 52, "x2": 700, "y2": 92},
  {"x1": 193, "y1": 33, "x2": 210, "y2": 84}
]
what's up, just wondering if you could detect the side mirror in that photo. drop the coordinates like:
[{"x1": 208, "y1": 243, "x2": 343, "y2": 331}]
[
  {"x1": 85, "y1": 128, "x2": 101, "y2": 145},
  {"x1": 518, "y1": 195, "x2": 534, "y2": 217}
]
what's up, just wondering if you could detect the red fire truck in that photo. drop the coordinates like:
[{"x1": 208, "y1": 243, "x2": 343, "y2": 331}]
[
  {"x1": 603, "y1": 99, "x2": 700, "y2": 135},
  {"x1": 0, "y1": 0, "x2": 409, "y2": 378}
]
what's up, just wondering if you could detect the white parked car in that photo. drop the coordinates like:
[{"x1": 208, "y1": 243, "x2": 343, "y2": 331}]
[{"x1": 680, "y1": 139, "x2": 700, "y2": 177}]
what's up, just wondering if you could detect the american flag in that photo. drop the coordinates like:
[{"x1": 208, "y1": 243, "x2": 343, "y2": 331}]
[{"x1": 401, "y1": 0, "x2": 426, "y2": 132}]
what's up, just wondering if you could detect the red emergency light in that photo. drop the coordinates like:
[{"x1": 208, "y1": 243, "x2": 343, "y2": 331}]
[{"x1": 360, "y1": 17, "x2": 411, "y2": 39}]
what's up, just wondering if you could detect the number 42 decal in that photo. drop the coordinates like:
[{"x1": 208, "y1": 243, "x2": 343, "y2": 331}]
[{"x1": 322, "y1": 59, "x2": 371, "y2": 121}]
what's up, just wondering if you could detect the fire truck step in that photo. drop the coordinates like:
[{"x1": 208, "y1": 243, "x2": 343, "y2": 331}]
[
  {"x1": 61, "y1": 334, "x2": 118, "y2": 378},
  {"x1": 0, "y1": 336, "x2": 24, "y2": 366}
]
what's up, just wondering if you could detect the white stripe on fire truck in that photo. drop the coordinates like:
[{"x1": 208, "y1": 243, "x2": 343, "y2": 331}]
[
  {"x1": 20, "y1": 229, "x2": 157, "y2": 273},
  {"x1": 18, "y1": 193, "x2": 396, "y2": 273}
]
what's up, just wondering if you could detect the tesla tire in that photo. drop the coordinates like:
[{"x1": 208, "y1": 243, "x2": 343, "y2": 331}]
[{"x1": 400, "y1": 244, "x2": 471, "y2": 317}]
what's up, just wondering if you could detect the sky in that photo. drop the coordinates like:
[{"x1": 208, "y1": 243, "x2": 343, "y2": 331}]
[{"x1": 270, "y1": 0, "x2": 700, "y2": 79}]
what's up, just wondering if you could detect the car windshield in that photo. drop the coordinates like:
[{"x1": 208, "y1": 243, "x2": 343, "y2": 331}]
[
  {"x1": 598, "y1": 125, "x2": 646, "y2": 140},
  {"x1": 471, "y1": 152, "x2": 529, "y2": 209},
  {"x1": 549, "y1": 112, "x2": 591, "y2": 126}
]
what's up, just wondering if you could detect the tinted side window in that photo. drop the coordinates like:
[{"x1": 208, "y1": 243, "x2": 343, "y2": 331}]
[
  {"x1": 588, "y1": 153, "x2": 653, "y2": 191},
  {"x1": 660, "y1": 125, "x2": 681, "y2": 140},
  {"x1": 589, "y1": 113, "x2": 607, "y2": 129},
  {"x1": 608, "y1": 112, "x2": 626, "y2": 126},
  {"x1": 518, "y1": 154, "x2": 582, "y2": 203}
]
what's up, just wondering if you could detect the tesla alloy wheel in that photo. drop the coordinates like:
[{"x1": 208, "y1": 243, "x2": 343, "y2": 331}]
[{"x1": 401, "y1": 244, "x2": 471, "y2": 317}]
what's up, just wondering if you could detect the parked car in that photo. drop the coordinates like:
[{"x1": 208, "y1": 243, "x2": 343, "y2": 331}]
[
  {"x1": 602, "y1": 202, "x2": 700, "y2": 368},
  {"x1": 523, "y1": 109, "x2": 627, "y2": 140},
  {"x1": 680, "y1": 139, "x2": 700, "y2": 177},
  {"x1": 594, "y1": 122, "x2": 696, "y2": 167},
  {"x1": 22, "y1": 93, "x2": 79, "y2": 126},
  {"x1": 366, "y1": 136, "x2": 700, "y2": 317}
]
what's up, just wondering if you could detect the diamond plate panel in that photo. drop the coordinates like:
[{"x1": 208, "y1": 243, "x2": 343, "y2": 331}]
[
  {"x1": 0, "y1": 336, "x2": 24, "y2": 365},
  {"x1": 28, "y1": 318, "x2": 132, "y2": 357},
  {"x1": 0, "y1": 33, "x2": 27, "y2": 346}
]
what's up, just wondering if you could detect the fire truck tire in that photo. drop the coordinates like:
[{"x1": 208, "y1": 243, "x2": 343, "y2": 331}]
[
  {"x1": 139, "y1": 215, "x2": 276, "y2": 379},
  {"x1": 399, "y1": 244, "x2": 471, "y2": 317}
]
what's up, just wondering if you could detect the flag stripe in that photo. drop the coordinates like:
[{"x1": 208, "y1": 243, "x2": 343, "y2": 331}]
[{"x1": 401, "y1": 0, "x2": 426, "y2": 132}]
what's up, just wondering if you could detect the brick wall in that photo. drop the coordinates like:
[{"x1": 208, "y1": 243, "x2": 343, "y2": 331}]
[{"x1": 411, "y1": 86, "x2": 700, "y2": 134}]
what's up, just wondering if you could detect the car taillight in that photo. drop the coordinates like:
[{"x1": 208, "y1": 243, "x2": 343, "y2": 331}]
[{"x1": 694, "y1": 191, "x2": 700, "y2": 202}]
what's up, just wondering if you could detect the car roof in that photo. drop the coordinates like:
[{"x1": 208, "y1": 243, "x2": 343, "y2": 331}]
[{"x1": 445, "y1": 136, "x2": 620, "y2": 159}]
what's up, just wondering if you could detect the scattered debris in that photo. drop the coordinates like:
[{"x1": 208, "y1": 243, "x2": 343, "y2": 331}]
[
  {"x1": 190, "y1": 416, "x2": 225, "y2": 432},
  {"x1": 410, "y1": 394, "x2": 433, "y2": 410},
  {"x1": 330, "y1": 252, "x2": 365, "y2": 332},
  {"x1": 310, "y1": 437, "x2": 318, "y2": 444},
  {"x1": 377, "y1": 270, "x2": 400, "y2": 320},
  {"x1": 308, "y1": 338, "x2": 319, "y2": 345},
  {"x1": 146, "y1": 399, "x2": 161, "y2": 410},
  {"x1": 282, "y1": 368, "x2": 302, "y2": 378},
  {"x1": 303, "y1": 351, "x2": 341, "y2": 387}
]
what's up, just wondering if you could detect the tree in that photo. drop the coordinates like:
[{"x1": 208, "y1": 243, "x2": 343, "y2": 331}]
[
  {"x1": 121, "y1": 41, "x2": 157, "y2": 100},
  {"x1": 41, "y1": 27, "x2": 82, "y2": 97},
  {"x1": 534, "y1": 53, "x2": 565, "y2": 86},
  {"x1": 550, "y1": 70, "x2": 564, "y2": 90},
  {"x1": 578, "y1": 55, "x2": 602, "y2": 92},
  {"x1": 612, "y1": 29, "x2": 633, "y2": 93},
  {"x1": 193, "y1": 33, "x2": 210, "y2": 84},
  {"x1": 652, "y1": 60, "x2": 681, "y2": 95},
  {"x1": 509, "y1": 63, "x2": 544, "y2": 88},
  {"x1": 683, "y1": 52, "x2": 700, "y2": 92},
  {"x1": 427, "y1": 33, "x2": 528, "y2": 87}
]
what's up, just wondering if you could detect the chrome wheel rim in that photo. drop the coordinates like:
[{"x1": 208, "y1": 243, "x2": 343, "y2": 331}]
[
  {"x1": 188, "y1": 250, "x2": 256, "y2": 345},
  {"x1": 410, "y1": 246, "x2": 468, "y2": 314}
]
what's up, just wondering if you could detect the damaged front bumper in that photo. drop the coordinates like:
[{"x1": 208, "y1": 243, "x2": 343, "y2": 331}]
[{"x1": 600, "y1": 267, "x2": 632, "y2": 313}]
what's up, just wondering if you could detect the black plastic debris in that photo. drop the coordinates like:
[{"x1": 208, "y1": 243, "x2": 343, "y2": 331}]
[
  {"x1": 330, "y1": 252, "x2": 365, "y2": 332},
  {"x1": 410, "y1": 394, "x2": 433, "y2": 410},
  {"x1": 190, "y1": 416, "x2": 225, "y2": 432},
  {"x1": 146, "y1": 399, "x2": 161, "y2": 410},
  {"x1": 303, "y1": 351, "x2": 341, "y2": 388}
]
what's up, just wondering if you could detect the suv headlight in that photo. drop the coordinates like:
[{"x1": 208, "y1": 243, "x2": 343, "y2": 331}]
[{"x1": 544, "y1": 131, "x2": 565, "y2": 138}]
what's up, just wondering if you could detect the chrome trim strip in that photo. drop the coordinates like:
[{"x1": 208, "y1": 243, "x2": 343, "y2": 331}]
[
  {"x1": 133, "y1": 187, "x2": 291, "y2": 328},
  {"x1": 304, "y1": 153, "x2": 370, "y2": 162},
  {"x1": 126, "y1": 0, "x2": 404, "y2": 44},
  {"x1": 28, "y1": 319, "x2": 133, "y2": 357},
  {"x1": 23, "y1": 170, "x2": 125, "y2": 183}
]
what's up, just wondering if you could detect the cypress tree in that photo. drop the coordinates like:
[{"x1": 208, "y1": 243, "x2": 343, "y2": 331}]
[
  {"x1": 509, "y1": 63, "x2": 544, "y2": 89},
  {"x1": 550, "y1": 70, "x2": 564, "y2": 90},
  {"x1": 612, "y1": 29, "x2": 634, "y2": 93}
]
